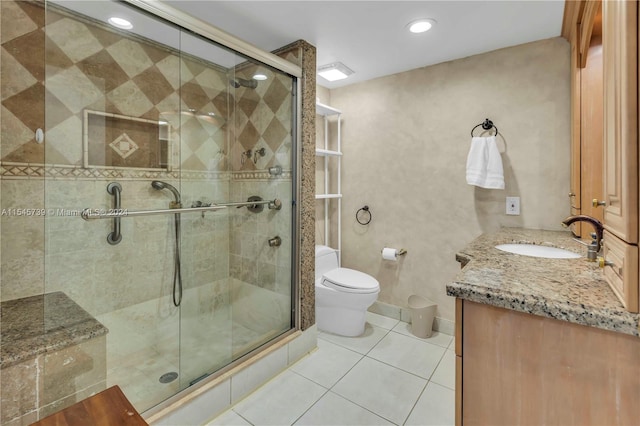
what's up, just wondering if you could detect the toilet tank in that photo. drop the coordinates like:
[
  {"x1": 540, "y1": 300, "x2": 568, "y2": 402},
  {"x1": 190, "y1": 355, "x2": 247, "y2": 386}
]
[{"x1": 315, "y1": 245, "x2": 339, "y2": 281}]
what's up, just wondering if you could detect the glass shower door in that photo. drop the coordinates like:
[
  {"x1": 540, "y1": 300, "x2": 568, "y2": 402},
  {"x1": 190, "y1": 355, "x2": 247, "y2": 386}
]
[
  {"x1": 178, "y1": 30, "x2": 295, "y2": 385},
  {"x1": 42, "y1": 0, "x2": 295, "y2": 414},
  {"x1": 43, "y1": 0, "x2": 186, "y2": 411}
]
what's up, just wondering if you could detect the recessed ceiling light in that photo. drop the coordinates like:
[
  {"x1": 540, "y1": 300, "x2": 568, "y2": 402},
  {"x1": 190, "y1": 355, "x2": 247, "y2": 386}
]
[
  {"x1": 407, "y1": 19, "x2": 436, "y2": 34},
  {"x1": 317, "y1": 62, "x2": 354, "y2": 82},
  {"x1": 252, "y1": 73, "x2": 268, "y2": 81},
  {"x1": 108, "y1": 17, "x2": 133, "y2": 30}
]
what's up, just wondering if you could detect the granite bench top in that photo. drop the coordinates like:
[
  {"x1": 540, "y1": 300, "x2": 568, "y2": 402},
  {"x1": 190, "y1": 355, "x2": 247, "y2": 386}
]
[
  {"x1": 1, "y1": 292, "x2": 108, "y2": 369},
  {"x1": 446, "y1": 228, "x2": 640, "y2": 337}
]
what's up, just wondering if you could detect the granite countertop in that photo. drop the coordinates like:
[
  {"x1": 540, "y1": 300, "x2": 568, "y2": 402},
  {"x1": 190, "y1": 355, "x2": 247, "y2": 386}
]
[
  {"x1": 446, "y1": 228, "x2": 640, "y2": 337},
  {"x1": 1, "y1": 292, "x2": 108, "y2": 369}
]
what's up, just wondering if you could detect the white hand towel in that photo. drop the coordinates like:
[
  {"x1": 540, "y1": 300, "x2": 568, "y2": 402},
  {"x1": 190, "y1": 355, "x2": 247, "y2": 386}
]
[{"x1": 466, "y1": 136, "x2": 505, "y2": 189}]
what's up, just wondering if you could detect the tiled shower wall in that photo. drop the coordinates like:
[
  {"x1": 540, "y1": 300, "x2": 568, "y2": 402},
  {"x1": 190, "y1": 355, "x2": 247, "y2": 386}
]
[{"x1": 1, "y1": 1, "x2": 296, "y2": 303}]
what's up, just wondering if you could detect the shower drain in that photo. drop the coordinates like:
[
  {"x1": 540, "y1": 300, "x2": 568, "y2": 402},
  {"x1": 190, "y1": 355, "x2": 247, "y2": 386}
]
[{"x1": 159, "y1": 372, "x2": 178, "y2": 384}]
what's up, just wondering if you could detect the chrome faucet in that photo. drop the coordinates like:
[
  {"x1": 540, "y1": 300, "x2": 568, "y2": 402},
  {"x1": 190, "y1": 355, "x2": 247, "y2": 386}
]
[{"x1": 561, "y1": 215, "x2": 604, "y2": 260}]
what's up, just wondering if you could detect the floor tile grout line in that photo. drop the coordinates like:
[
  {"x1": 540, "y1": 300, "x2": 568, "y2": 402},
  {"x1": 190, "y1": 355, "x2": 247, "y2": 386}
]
[
  {"x1": 388, "y1": 327, "x2": 454, "y2": 348},
  {"x1": 400, "y1": 378, "x2": 431, "y2": 426},
  {"x1": 318, "y1": 326, "x2": 450, "y2": 382},
  {"x1": 326, "y1": 348, "x2": 426, "y2": 426},
  {"x1": 290, "y1": 366, "x2": 398, "y2": 425},
  {"x1": 316, "y1": 334, "x2": 374, "y2": 357},
  {"x1": 365, "y1": 329, "x2": 450, "y2": 381},
  {"x1": 320, "y1": 389, "x2": 401, "y2": 426},
  {"x1": 427, "y1": 346, "x2": 451, "y2": 383},
  {"x1": 289, "y1": 386, "x2": 332, "y2": 425},
  {"x1": 292, "y1": 348, "x2": 365, "y2": 382},
  {"x1": 289, "y1": 368, "x2": 333, "y2": 392},
  {"x1": 231, "y1": 408, "x2": 255, "y2": 426},
  {"x1": 386, "y1": 328, "x2": 454, "y2": 350},
  {"x1": 316, "y1": 327, "x2": 390, "y2": 357},
  {"x1": 363, "y1": 353, "x2": 440, "y2": 382},
  {"x1": 319, "y1": 347, "x2": 401, "y2": 425},
  {"x1": 216, "y1": 323, "x2": 453, "y2": 425},
  {"x1": 363, "y1": 327, "x2": 393, "y2": 357}
]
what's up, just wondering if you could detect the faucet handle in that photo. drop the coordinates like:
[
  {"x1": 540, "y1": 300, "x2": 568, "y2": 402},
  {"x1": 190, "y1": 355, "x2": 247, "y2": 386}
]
[{"x1": 592, "y1": 198, "x2": 606, "y2": 207}]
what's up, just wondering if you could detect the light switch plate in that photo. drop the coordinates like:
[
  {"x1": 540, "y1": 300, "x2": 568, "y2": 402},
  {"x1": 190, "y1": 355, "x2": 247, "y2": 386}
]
[{"x1": 506, "y1": 197, "x2": 520, "y2": 215}]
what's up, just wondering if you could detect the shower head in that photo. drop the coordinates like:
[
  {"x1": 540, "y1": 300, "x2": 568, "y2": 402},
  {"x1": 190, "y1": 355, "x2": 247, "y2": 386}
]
[
  {"x1": 151, "y1": 181, "x2": 181, "y2": 204},
  {"x1": 230, "y1": 77, "x2": 258, "y2": 89}
]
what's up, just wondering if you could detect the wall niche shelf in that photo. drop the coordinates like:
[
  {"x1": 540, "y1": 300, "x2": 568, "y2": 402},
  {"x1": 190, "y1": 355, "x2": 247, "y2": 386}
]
[{"x1": 316, "y1": 101, "x2": 342, "y2": 265}]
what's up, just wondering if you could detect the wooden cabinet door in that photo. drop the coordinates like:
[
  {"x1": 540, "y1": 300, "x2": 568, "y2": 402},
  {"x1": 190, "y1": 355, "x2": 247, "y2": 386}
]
[
  {"x1": 602, "y1": 0, "x2": 638, "y2": 244},
  {"x1": 580, "y1": 33, "x2": 604, "y2": 227},
  {"x1": 570, "y1": 34, "x2": 582, "y2": 226},
  {"x1": 602, "y1": 230, "x2": 639, "y2": 312},
  {"x1": 461, "y1": 301, "x2": 640, "y2": 425}
]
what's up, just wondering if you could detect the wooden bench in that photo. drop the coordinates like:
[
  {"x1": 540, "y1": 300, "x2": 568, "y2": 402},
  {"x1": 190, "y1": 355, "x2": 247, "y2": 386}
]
[{"x1": 32, "y1": 385, "x2": 147, "y2": 426}]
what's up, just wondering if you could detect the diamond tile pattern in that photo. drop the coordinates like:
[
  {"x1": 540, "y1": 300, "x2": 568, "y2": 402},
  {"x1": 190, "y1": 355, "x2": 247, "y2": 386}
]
[
  {"x1": 76, "y1": 50, "x2": 129, "y2": 93},
  {"x1": 233, "y1": 65, "x2": 293, "y2": 171},
  {"x1": 1, "y1": 0, "x2": 293, "y2": 173},
  {"x1": 109, "y1": 133, "x2": 139, "y2": 159}
]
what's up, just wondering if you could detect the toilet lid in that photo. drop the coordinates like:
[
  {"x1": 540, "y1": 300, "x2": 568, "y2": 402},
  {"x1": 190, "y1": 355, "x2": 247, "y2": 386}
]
[{"x1": 322, "y1": 268, "x2": 380, "y2": 293}]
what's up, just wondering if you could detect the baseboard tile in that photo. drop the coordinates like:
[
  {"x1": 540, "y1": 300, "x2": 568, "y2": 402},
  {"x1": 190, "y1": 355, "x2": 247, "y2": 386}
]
[{"x1": 369, "y1": 301, "x2": 454, "y2": 336}]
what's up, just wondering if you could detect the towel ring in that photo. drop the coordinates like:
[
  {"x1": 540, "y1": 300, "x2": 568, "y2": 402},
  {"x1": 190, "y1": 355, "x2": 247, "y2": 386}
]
[
  {"x1": 356, "y1": 206, "x2": 371, "y2": 225},
  {"x1": 471, "y1": 118, "x2": 498, "y2": 137}
]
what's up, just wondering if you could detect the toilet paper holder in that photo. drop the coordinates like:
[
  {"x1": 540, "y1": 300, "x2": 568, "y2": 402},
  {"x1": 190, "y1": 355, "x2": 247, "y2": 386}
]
[{"x1": 381, "y1": 248, "x2": 407, "y2": 257}]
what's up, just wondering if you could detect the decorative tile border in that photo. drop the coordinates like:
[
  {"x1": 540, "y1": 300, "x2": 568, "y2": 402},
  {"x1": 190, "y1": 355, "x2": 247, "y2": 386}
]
[
  {"x1": 231, "y1": 171, "x2": 292, "y2": 181},
  {"x1": 1, "y1": 162, "x2": 291, "y2": 182}
]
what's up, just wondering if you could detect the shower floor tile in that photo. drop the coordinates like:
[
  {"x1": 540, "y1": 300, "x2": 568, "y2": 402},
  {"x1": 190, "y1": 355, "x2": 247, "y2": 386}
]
[
  {"x1": 208, "y1": 319, "x2": 455, "y2": 426},
  {"x1": 106, "y1": 304, "x2": 270, "y2": 413}
]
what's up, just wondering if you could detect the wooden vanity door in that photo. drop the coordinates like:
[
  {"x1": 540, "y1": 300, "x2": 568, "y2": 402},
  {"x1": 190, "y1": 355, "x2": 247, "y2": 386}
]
[{"x1": 602, "y1": 0, "x2": 638, "y2": 244}]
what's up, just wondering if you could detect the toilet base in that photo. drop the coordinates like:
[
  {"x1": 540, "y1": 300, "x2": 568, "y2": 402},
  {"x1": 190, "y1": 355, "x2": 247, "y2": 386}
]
[{"x1": 316, "y1": 306, "x2": 367, "y2": 337}]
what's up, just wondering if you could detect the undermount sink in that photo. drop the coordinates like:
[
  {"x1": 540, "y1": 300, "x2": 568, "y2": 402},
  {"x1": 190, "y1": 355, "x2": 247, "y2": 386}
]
[{"x1": 495, "y1": 244, "x2": 581, "y2": 259}]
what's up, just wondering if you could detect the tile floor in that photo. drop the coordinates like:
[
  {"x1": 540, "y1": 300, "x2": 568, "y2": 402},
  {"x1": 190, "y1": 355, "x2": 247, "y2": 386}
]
[{"x1": 207, "y1": 312, "x2": 455, "y2": 426}]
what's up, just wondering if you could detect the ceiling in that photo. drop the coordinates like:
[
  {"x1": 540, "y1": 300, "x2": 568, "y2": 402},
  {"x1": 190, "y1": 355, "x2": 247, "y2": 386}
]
[
  {"x1": 52, "y1": 1, "x2": 566, "y2": 89},
  {"x1": 164, "y1": 1, "x2": 566, "y2": 89}
]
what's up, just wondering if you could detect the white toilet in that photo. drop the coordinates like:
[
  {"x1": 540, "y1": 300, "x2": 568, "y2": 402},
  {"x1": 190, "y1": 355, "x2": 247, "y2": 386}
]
[{"x1": 315, "y1": 245, "x2": 380, "y2": 336}]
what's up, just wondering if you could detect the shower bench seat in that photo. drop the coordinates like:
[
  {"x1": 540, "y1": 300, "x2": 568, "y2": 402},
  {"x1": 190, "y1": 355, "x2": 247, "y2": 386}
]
[{"x1": 0, "y1": 292, "x2": 109, "y2": 424}]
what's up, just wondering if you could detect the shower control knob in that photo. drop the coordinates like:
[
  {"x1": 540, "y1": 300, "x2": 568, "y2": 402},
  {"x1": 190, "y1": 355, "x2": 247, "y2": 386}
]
[
  {"x1": 269, "y1": 199, "x2": 282, "y2": 210},
  {"x1": 268, "y1": 236, "x2": 282, "y2": 247}
]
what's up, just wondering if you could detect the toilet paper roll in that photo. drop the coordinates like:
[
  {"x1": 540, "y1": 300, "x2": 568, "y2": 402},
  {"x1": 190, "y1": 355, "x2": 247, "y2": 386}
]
[{"x1": 382, "y1": 248, "x2": 398, "y2": 261}]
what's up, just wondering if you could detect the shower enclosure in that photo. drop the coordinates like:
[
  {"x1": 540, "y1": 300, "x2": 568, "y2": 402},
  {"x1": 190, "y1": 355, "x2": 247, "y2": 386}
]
[{"x1": 13, "y1": 0, "x2": 299, "y2": 414}]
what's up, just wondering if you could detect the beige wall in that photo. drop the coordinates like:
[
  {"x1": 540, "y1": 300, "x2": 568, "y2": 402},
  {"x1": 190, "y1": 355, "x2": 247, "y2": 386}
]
[{"x1": 322, "y1": 37, "x2": 571, "y2": 321}]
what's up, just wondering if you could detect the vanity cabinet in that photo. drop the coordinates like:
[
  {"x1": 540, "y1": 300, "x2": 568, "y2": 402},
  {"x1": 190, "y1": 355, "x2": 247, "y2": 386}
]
[{"x1": 455, "y1": 299, "x2": 640, "y2": 426}]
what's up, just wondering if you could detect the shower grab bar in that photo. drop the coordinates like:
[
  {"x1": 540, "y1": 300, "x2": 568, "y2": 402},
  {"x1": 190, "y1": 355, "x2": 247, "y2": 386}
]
[
  {"x1": 106, "y1": 182, "x2": 122, "y2": 245},
  {"x1": 81, "y1": 198, "x2": 282, "y2": 220}
]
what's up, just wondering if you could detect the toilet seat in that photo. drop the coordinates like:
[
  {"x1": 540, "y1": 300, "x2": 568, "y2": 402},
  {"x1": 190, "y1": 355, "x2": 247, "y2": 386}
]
[{"x1": 321, "y1": 268, "x2": 379, "y2": 294}]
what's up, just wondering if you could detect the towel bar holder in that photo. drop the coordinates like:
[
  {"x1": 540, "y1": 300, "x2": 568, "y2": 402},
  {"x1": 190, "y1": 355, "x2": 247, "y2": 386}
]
[{"x1": 471, "y1": 118, "x2": 498, "y2": 137}]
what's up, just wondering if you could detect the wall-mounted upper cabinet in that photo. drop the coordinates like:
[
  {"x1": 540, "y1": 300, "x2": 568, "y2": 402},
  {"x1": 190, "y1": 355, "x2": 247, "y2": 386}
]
[
  {"x1": 566, "y1": 0, "x2": 604, "y2": 238},
  {"x1": 563, "y1": 0, "x2": 640, "y2": 313},
  {"x1": 602, "y1": 0, "x2": 638, "y2": 245}
]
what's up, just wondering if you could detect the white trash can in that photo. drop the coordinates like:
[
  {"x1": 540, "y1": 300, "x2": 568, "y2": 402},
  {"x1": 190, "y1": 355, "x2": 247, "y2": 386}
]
[{"x1": 408, "y1": 295, "x2": 437, "y2": 338}]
